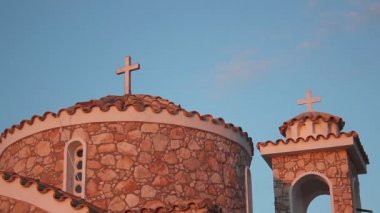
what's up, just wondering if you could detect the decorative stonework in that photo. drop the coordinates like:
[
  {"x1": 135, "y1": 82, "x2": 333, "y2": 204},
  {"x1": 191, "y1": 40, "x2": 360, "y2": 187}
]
[
  {"x1": 0, "y1": 121, "x2": 252, "y2": 212},
  {"x1": 0, "y1": 196, "x2": 47, "y2": 213}
]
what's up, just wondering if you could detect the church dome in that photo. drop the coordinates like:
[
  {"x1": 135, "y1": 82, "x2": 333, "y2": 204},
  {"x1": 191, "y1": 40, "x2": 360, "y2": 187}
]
[
  {"x1": 0, "y1": 93, "x2": 253, "y2": 211},
  {"x1": 279, "y1": 111, "x2": 345, "y2": 139}
]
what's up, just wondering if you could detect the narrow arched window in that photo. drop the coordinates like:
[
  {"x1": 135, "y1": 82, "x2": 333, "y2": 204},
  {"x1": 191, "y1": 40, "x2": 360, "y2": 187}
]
[
  {"x1": 298, "y1": 123, "x2": 307, "y2": 137},
  {"x1": 64, "y1": 140, "x2": 86, "y2": 198}
]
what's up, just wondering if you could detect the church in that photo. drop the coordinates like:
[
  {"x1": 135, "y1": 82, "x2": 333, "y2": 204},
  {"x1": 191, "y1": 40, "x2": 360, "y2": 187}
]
[{"x1": 0, "y1": 56, "x2": 369, "y2": 213}]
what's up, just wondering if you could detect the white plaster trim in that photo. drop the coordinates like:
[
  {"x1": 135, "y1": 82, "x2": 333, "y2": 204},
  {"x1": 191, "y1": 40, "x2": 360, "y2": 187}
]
[
  {"x1": 260, "y1": 135, "x2": 367, "y2": 173},
  {"x1": 289, "y1": 172, "x2": 335, "y2": 213},
  {"x1": 63, "y1": 138, "x2": 87, "y2": 198},
  {"x1": 0, "y1": 176, "x2": 88, "y2": 213},
  {"x1": 260, "y1": 136, "x2": 353, "y2": 156},
  {"x1": 245, "y1": 166, "x2": 253, "y2": 213},
  {"x1": 0, "y1": 106, "x2": 252, "y2": 155}
]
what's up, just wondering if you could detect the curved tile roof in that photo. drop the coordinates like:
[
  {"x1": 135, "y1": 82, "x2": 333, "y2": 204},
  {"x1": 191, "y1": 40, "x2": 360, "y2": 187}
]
[
  {"x1": 0, "y1": 94, "x2": 253, "y2": 151},
  {"x1": 279, "y1": 112, "x2": 345, "y2": 137},
  {"x1": 124, "y1": 200, "x2": 221, "y2": 213},
  {"x1": 0, "y1": 171, "x2": 105, "y2": 213},
  {"x1": 1, "y1": 171, "x2": 222, "y2": 213},
  {"x1": 256, "y1": 131, "x2": 369, "y2": 164},
  {"x1": 64, "y1": 94, "x2": 181, "y2": 114}
]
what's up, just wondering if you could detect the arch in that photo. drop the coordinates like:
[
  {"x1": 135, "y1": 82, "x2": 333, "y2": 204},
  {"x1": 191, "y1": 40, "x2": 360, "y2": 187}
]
[
  {"x1": 327, "y1": 122, "x2": 332, "y2": 135},
  {"x1": 290, "y1": 172, "x2": 334, "y2": 213},
  {"x1": 312, "y1": 120, "x2": 323, "y2": 135},
  {"x1": 64, "y1": 138, "x2": 86, "y2": 198}
]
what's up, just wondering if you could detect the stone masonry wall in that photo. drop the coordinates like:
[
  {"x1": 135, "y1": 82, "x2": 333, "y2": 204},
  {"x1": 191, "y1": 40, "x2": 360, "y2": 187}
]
[
  {"x1": 0, "y1": 128, "x2": 64, "y2": 188},
  {"x1": 272, "y1": 150, "x2": 353, "y2": 213},
  {"x1": 0, "y1": 195, "x2": 47, "y2": 213},
  {"x1": 0, "y1": 121, "x2": 252, "y2": 212}
]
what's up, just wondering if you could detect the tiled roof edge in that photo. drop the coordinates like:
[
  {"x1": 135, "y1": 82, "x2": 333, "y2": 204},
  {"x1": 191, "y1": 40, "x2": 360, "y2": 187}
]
[
  {"x1": 124, "y1": 200, "x2": 222, "y2": 213},
  {"x1": 256, "y1": 131, "x2": 369, "y2": 164},
  {"x1": 0, "y1": 171, "x2": 105, "y2": 213},
  {"x1": 0, "y1": 95, "x2": 253, "y2": 153}
]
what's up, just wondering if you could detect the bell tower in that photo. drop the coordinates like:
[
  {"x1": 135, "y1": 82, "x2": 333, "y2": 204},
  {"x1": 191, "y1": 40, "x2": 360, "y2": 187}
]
[{"x1": 257, "y1": 91, "x2": 369, "y2": 213}]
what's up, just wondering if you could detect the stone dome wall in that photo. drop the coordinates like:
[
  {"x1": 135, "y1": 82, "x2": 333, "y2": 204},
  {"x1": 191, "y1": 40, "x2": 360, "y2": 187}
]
[
  {"x1": 0, "y1": 195, "x2": 47, "y2": 213},
  {"x1": 0, "y1": 121, "x2": 252, "y2": 212},
  {"x1": 0, "y1": 128, "x2": 64, "y2": 188}
]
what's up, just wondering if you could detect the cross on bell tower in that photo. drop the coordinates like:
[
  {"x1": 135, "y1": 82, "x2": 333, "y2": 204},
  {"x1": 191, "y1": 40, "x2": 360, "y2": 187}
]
[
  {"x1": 116, "y1": 56, "x2": 140, "y2": 95},
  {"x1": 297, "y1": 89, "x2": 321, "y2": 112}
]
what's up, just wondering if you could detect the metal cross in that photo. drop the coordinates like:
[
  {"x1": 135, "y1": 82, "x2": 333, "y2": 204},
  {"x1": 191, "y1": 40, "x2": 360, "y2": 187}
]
[
  {"x1": 116, "y1": 56, "x2": 140, "y2": 95},
  {"x1": 297, "y1": 89, "x2": 321, "y2": 112}
]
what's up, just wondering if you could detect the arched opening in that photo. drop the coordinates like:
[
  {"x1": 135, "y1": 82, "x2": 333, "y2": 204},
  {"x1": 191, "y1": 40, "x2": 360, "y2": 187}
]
[
  {"x1": 298, "y1": 123, "x2": 307, "y2": 138},
  {"x1": 290, "y1": 173, "x2": 332, "y2": 213},
  {"x1": 64, "y1": 140, "x2": 86, "y2": 198},
  {"x1": 312, "y1": 121, "x2": 323, "y2": 136}
]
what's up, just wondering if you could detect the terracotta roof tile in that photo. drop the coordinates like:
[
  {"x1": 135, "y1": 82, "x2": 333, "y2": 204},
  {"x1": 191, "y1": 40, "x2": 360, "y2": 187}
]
[
  {"x1": 0, "y1": 94, "x2": 253, "y2": 153},
  {"x1": 279, "y1": 112, "x2": 345, "y2": 137},
  {"x1": 123, "y1": 200, "x2": 222, "y2": 213},
  {"x1": 1, "y1": 171, "x2": 222, "y2": 213},
  {"x1": 0, "y1": 171, "x2": 106, "y2": 213},
  {"x1": 257, "y1": 131, "x2": 369, "y2": 164}
]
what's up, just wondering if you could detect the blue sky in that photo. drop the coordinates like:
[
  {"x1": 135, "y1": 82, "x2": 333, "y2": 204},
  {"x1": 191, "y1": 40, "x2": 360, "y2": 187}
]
[{"x1": 0, "y1": 0, "x2": 379, "y2": 212}]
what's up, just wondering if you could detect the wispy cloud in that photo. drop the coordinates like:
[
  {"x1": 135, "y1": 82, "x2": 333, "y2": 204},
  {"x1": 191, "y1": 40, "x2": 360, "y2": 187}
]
[
  {"x1": 299, "y1": 40, "x2": 320, "y2": 49},
  {"x1": 329, "y1": 6, "x2": 376, "y2": 31},
  {"x1": 308, "y1": 0, "x2": 319, "y2": 7},
  {"x1": 300, "y1": 0, "x2": 380, "y2": 49},
  {"x1": 369, "y1": 1, "x2": 380, "y2": 15},
  {"x1": 316, "y1": 10, "x2": 363, "y2": 33},
  {"x1": 210, "y1": 51, "x2": 276, "y2": 98},
  {"x1": 216, "y1": 58, "x2": 269, "y2": 83}
]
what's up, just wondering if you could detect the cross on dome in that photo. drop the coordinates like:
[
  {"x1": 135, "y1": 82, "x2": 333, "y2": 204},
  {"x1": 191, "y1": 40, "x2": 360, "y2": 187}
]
[
  {"x1": 297, "y1": 89, "x2": 321, "y2": 112},
  {"x1": 116, "y1": 56, "x2": 140, "y2": 95}
]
